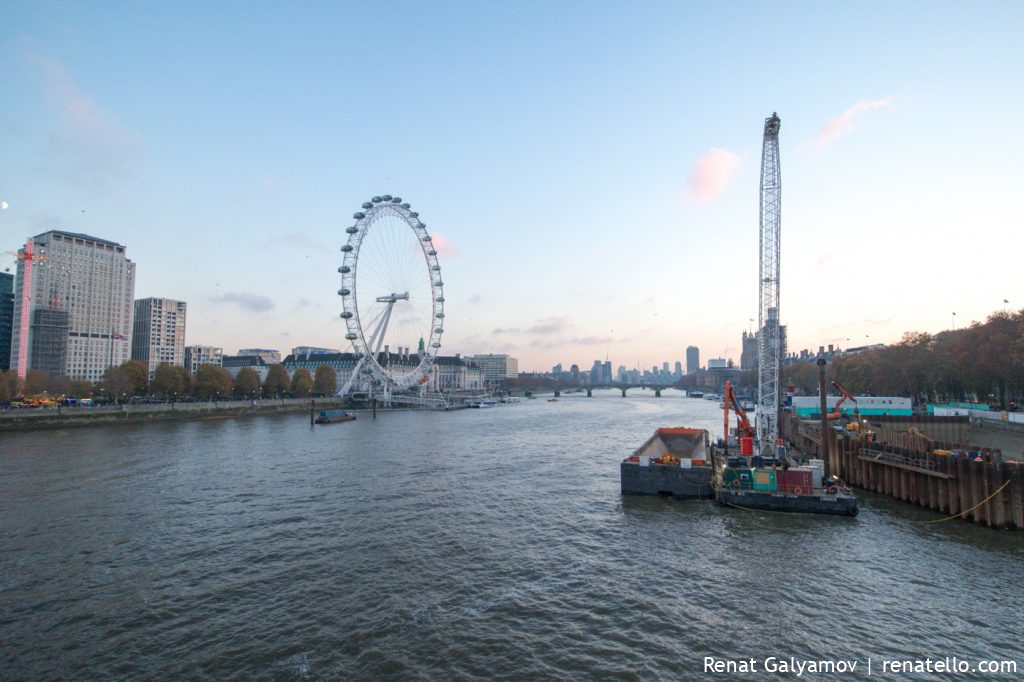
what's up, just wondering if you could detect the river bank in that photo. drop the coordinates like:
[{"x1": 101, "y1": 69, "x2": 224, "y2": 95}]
[{"x1": 0, "y1": 397, "x2": 353, "y2": 432}]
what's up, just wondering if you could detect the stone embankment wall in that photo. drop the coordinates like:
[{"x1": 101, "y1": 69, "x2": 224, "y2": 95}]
[{"x1": 0, "y1": 398, "x2": 352, "y2": 432}]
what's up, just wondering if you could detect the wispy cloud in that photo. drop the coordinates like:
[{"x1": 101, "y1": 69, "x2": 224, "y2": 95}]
[
  {"x1": 528, "y1": 316, "x2": 571, "y2": 335},
  {"x1": 493, "y1": 327, "x2": 520, "y2": 334},
  {"x1": 432, "y1": 233, "x2": 459, "y2": 258},
  {"x1": 31, "y1": 52, "x2": 144, "y2": 185},
  {"x1": 687, "y1": 148, "x2": 741, "y2": 203},
  {"x1": 467, "y1": 294, "x2": 482, "y2": 304},
  {"x1": 210, "y1": 291, "x2": 275, "y2": 312},
  {"x1": 817, "y1": 98, "x2": 891, "y2": 148},
  {"x1": 570, "y1": 336, "x2": 613, "y2": 346}
]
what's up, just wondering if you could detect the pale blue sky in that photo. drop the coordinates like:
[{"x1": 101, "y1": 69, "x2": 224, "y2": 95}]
[{"x1": 2, "y1": 1, "x2": 1021, "y2": 371}]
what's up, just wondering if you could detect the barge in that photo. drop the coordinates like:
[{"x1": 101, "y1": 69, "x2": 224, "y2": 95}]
[
  {"x1": 621, "y1": 427, "x2": 714, "y2": 499},
  {"x1": 715, "y1": 460, "x2": 858, "y2": 516}
]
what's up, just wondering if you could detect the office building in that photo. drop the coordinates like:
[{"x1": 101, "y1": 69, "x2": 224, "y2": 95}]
[
  {"x1": 0, "y1": 272, "x2": 14, "y2": 372},
  {"x1": 237, "y1": 348, "x2": 282, "y2": 364},
  {"x1": 184, "y1": 345, "x2": 223, "y2": 375},
  {"x1": 466, "y1": 354, "x2": 519, "y2": 382},
  {"x1": 10, "y1": 231, "x2": 135, "y2": 382},
  {"x1": 132, "y1": 298, "x2": 187, "y2": 378},
  {"x1": 686, "y1": 346, "x2": 700, "y2": 374}
]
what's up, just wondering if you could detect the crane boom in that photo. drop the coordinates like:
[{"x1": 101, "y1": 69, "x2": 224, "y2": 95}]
[{"x1": 756, "y1": 112, "x2": 782, "y2": 456}]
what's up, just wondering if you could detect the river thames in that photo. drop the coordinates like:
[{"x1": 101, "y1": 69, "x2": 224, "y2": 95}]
[{"x1": 2, "y1": 392, "x2": 1022, "y2": 679}]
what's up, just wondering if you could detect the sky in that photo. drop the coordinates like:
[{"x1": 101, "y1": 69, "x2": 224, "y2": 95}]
[{"x1": 1, "y1": 1, "x2": 1022, "y2": 372}]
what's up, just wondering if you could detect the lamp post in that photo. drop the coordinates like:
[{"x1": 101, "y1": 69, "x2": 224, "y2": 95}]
[{"x1": 952, "y1": 312, "x2": 956, "y2": 330}]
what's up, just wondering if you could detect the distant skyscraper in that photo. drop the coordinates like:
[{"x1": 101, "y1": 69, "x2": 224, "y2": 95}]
[
  {"x1": 0, "y1": 272, "x2": 13, "y2": 372},
  {"x1": 132, "y1": 298, "x2": 187, "y2": 377},
  {"x1": 674, "y1": 361, "x2": 682, "y2": 378},
  {"x1": 686, "y1": 345, "x2": 700, "y2": 374},
  {"x1": 184, "y1": 345, "x2": 223, "y2": 375},
  {"x1": 10, "y1": 231, "x2": 135, "y2": 382}
]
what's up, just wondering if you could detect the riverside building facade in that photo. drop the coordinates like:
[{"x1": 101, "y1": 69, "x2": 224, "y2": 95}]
[
  {"x1": 184, "y1": 345, "x2": 224, "y2": 374},
  {"x1": 132, "y1": 298, "x2": 187, "y2": 378},
  {"x1": 10, "y1": 231, "x2": 135, "y2": 382}
]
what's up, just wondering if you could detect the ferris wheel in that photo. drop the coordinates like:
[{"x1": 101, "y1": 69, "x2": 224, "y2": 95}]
[{"x1": 337, "y1": 195, "x2": 445, "y2": 397}]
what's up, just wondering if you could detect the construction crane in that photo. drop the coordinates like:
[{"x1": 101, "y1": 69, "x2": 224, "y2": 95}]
[
  {"x1": 756, "y1": 112, "x2": 782, "y2": 457},
  {"x1": 826, "y1": 381, "x2": 858, "y2": 419},
  {"x1": 723, "y1": 380, "x2": 755, "y2": 442},
  {"x1": 8, "y1": 240, "x2": 48, "y2": 380}
]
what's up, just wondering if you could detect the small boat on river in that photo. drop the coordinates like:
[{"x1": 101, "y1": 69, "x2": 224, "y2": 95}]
[{"x1": 315, "y1": 410, "x2": 356, "y2": 424}]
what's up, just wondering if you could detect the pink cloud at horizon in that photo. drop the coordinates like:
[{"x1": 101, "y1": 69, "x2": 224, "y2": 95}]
[
  {"x1": 687, "y1": 148, "x2": 742, "y2": 203},
  {"x1": 817, "y1": 98, "x2": 891, "y2": 148}
]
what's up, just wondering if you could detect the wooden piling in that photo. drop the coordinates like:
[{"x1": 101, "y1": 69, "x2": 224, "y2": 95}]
[
  {"x1": 990, "y1": 463, "x2": 1006, "y2": 529},
  {"x1": 1009, "y1": 464, "x2": 1024, "y2": 530}
]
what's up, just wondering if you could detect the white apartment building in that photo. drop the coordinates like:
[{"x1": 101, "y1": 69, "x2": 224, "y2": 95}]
[
  {"x1": 132, "y1": 298, "x2": 187, "y2": 378},
  {"x1": 466, "y1": 354, "x2": 519, "y2": 382},
  {"x1": 10, "y1": 231, "x2": 135, "y2": 383},
  {"x1": 184, "y1": 345, "x2": 224, "y2": 375}
]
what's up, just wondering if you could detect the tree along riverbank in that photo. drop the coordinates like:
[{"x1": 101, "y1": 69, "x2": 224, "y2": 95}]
[{"x1": 0, "y1": 397, "x2": 353, "y2": 432}]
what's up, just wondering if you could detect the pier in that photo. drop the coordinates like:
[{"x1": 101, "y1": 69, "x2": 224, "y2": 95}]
[{"x1": 781, "y1": 414, "x2": 1024, "y2": 530}]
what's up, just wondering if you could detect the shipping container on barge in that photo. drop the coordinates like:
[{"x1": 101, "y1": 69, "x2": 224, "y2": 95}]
[
  {"x1": 620, "y1": 428, "x2": 714, "y2": 499},
  {"x1": 716, "y1": 457, "x2": 858, "y2": 517}
]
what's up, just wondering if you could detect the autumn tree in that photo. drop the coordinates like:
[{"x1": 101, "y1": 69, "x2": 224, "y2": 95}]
[
  {"x1": 0, "y1": 376, "x2": 9, "y2": 401},
  {"x1": 152, "y1": 363, "x2": 186, "y2": 398},
  {"x1": 102, "y1": 366, "x2": 133, "y2": 402},
  {"x1": 314, "y1": 365, "x2": 337, "y2": 396},
  {"x1": 234, "y1": 367, "x2": 261, "y2": 397},
  {"x1": 176, "y1": 366, "x2": 194, "y2": 396},
  {"x1": 23, "y1": 369, "x2": 50, "y2": 396},
  {"x1": 66, "y1": 379, "x2": 94, "y2": 397},
  {"x1": 263, "y1": 364, "x2": 290, "y2": 396},
  {"x1": 3, "y1": 369, "x2": 20, "y2": 399},
  {"x1": 195, "y1": 365, "x2": 233, "y2": 399},
  {"x1": 120, "y1": 360, "x2": 150, "y2": 396},
  {"x1": 290, "y1": 368, "x2": 313, "y2": 397}
]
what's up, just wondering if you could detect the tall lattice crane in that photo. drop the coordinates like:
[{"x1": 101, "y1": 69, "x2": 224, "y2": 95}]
[{"x1": 756, "y1": 113, "x2": 782, "y2": 456}]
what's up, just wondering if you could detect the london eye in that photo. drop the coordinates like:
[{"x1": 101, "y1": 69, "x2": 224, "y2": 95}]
[{"x1": 337, "y1": 195, "x2": 445, "y2": 398}]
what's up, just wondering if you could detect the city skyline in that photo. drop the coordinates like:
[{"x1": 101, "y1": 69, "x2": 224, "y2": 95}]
[{"x1": 2, "y1": 2, "x2": 1022, "y2": 372}]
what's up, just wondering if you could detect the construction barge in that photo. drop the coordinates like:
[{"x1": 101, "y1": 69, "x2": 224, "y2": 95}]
[{"x1": 620, "y1": 428, "x2": 714, "y2": 499}]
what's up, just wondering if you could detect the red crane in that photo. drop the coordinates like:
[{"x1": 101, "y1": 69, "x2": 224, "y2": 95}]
[
  {"x1": 827, "y1": 381, "x2": 858, "y2": 419},
  {"x1": 723, "y1": 380, "x2": 755, "y2": 442}
]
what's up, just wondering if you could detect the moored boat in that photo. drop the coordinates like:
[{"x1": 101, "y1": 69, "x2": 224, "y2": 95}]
[
  {"x1": 315, "y1": 410, "x2": 356, "y2": 424},
  {"x1": 621, "y1": 427, "x2": 714, "y2": 499}
]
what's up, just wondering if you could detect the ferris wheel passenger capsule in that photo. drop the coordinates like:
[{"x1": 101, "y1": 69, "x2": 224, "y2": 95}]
[
  {"x1": 353, "y1": 212, "x2": 365, "y2": 219},
  {"x1": 362, "y1": 202, "x2": 373, "y2": 209},
  {"x1": 391, "y1": 196, "x2": 402, "y2": 203},
  {"x1": 381, "y1": 194, "x2": 392, "y2": 201},
  {"x1": 372, "y1": 196, "x2": 382, "y2": 203}
]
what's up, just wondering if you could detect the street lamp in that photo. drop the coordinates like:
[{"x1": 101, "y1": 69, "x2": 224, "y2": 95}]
[{"x1": 952, "y1": 311, "x2": 957, "y2": 331}]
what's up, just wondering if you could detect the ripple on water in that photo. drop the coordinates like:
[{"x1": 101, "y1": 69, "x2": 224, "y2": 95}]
[{"x1": 1, "y1": 396, "x2": 1022, "y2": 679}]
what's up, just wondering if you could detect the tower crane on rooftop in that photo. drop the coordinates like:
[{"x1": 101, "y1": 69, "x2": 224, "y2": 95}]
[{"x1": 756, "y1": 112, "x2": 782, "y2": 457}]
